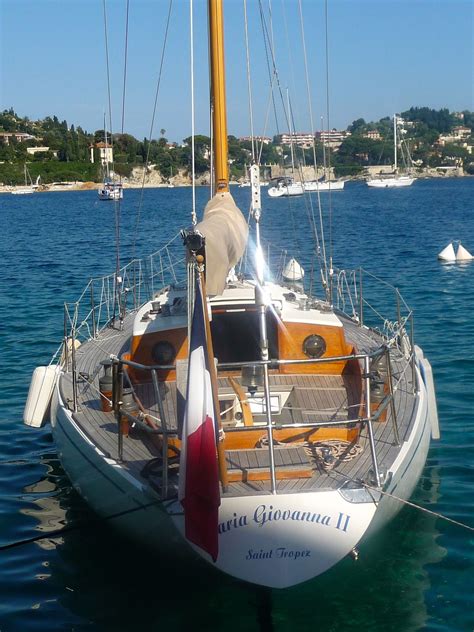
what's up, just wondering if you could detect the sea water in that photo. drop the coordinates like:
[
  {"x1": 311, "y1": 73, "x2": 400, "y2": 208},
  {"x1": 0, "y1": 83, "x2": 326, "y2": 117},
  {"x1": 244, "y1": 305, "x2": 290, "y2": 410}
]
[{"x1": 0, "y1": 179, "x2": 473, "y2": 631}]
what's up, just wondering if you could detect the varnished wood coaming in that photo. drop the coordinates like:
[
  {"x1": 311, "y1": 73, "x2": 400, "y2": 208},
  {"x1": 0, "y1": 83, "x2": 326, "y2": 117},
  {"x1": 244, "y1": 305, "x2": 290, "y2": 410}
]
[
  {"x1": 129, "y1": 306, "x2": 365, "y2": 449},
  {"x1": 60, "y1": 307, "x2": 418, "y2": 496}
]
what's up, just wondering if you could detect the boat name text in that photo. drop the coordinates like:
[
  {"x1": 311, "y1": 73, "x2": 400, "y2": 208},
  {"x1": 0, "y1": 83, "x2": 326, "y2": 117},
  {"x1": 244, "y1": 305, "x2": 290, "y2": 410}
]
[{"x1": 218, "y1": 505, "x2": 351, "y2": 534}]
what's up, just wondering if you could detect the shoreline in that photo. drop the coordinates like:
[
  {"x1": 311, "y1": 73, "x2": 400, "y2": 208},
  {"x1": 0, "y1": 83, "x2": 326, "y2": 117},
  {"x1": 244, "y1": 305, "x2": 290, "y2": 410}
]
[{"x1": 0, "y1": 172, "x2": 471, "y2": 195}]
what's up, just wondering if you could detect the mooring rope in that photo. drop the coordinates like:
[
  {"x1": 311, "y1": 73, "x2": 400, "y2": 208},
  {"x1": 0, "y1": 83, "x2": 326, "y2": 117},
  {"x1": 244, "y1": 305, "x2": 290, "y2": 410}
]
[{"x1": 361, "y1": 480, "x2": 474, "y2": 532}]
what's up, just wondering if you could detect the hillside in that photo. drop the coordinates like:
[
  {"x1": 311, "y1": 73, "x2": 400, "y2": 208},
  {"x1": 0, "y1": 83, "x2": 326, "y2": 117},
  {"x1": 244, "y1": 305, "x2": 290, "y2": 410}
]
[{"x1": 0, "y1": 107, "x2": 473, "y2": 186}]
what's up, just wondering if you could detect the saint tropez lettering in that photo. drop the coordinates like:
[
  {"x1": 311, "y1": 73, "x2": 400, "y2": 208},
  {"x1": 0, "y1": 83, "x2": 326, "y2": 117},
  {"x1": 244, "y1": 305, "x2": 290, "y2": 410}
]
[{"x1": 246, "y1": 547, "x2": 311, "y2": 560}]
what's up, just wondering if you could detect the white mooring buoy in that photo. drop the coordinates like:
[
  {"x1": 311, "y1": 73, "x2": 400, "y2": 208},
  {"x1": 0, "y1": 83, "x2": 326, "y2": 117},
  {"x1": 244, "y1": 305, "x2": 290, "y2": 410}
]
[
  {"x1": 438, "y1": 241, "x2": 474, "y2": 263},
  {"x1": 437, "y1": 242, "x2": 456, "y2": 262},
  {"x1": 282, "y1": 258, "x2": 305, "y2": 281},
  {"x1": 456, "y1": 243, "x2": 474, "y2": 262}
]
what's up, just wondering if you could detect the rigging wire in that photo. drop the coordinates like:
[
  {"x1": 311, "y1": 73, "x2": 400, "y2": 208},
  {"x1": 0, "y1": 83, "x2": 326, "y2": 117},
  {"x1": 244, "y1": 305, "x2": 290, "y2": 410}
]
[
  {"x1": 120, "y1": 0, "x2": 130, "y2": 139},
  {"x1": 324, "y1": 0, "x2": 334, "y2": 300},
  {"x1": 297, "y1": 0, "x2": 329, "y2": 292},
  {"x1": 190, "y1": 0, "x2": 197, "y2": 225},
  {"x1": 102, "y1": 0, "x2": 125, "y2": 324},
  {"x1": 259, "y1": 0, "x2": 327, "y2": 292},
  {"x1": 243, "y1": 0, "x2": 256, "y2": 163},
  {"x1": 258, "y1": 1, "x2": 280, "y2": 138},
  {"x1": 131, "y1": 0, "x2": 174, "y2": 260}
]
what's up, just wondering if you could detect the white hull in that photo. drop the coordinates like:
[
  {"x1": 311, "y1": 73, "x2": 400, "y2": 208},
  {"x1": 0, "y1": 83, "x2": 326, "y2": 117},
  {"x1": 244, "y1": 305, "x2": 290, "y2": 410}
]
[
  {"x1": 304, "y1": 180, "x2": 345, "y2": 192},
  {"x1": 98, "y1": 185, "x2": 124, "y2": 200},
  {"x1": 51, "y1": 358, "x2": 434, "y2": 588},
  {"x1": 11, "y1": 188, "x2": 35, "y2": 195},
  {"x1": 367, "y1": 176, "x2": 416, "y2": 188},
  {"x1": 268, "y1": 182, "x2": 304, "y2": 197}
]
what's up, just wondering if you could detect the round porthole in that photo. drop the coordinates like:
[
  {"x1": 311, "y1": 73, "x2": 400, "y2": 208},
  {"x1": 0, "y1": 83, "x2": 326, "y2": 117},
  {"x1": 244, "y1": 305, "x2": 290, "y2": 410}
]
[
  {"x1": 152, "y1": 341, "x2": 176, "y2": 365},
  {"x1": 303, "y1": 334, "x2": 326, "y2": 359}
]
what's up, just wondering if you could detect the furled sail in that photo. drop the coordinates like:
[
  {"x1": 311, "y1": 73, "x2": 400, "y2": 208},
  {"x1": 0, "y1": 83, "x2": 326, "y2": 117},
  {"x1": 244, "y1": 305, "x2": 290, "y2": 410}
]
[
  {"x1": 196, "y1": 192, "x2": 248, "y2": 295},
  {"x1": 456, "y1": 243, "x2": 474, "y2": 261},
  {"x1": 437, "y1": 242, "x2": 456, "y2": 262}
]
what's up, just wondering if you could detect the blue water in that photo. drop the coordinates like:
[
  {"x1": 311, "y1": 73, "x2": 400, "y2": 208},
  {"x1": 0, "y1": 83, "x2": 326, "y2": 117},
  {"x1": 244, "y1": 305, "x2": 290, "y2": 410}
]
[{"x1": 0, "y1": 179, "x2": 473, "y2": 631}]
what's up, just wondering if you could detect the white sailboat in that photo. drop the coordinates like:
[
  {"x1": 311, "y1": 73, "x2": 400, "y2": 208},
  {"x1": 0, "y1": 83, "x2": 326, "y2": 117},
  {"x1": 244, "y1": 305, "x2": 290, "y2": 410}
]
[
  {"x1": 167, "y1": 166, "x2": 175, "y2": 188},
  {"x1": 98, "y1": 123, "x2": 124, "y2": 201},
  {"x1": 367, "y1": 115, "x2": 416, "y2": 188},
  {"x1": 11, "y1": 164, "x2": 37, "y2": 195},
  {"x1": 25, "y1": 0, "x2": 439, "y2": 589},
  {"x1": 304, "y1": 178, "x2": 345, "y2": 192},
  {"x1": 268, "y1": 90, "x2": 304, "y2": 198},
  {"x1": 305, "y1": 118, "x2": 345, "y2": 192}
]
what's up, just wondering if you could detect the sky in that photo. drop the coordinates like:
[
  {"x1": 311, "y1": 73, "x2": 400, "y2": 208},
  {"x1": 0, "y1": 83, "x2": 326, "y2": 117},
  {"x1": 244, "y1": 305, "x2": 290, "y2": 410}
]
[{"x1": 1, "y1": 0, "x2": 473, "y2": 143}]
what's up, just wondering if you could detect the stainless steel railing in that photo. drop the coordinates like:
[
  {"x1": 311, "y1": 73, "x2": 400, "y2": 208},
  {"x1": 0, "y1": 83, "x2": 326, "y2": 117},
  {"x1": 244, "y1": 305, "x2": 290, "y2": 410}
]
[{"x1": 106, "y1": 344, "x2": 408, "y2": 497}]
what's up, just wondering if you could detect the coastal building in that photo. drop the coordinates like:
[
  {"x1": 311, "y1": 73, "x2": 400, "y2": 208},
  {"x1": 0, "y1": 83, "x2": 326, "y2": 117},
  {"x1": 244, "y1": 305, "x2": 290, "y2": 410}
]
[
  {"x1": 276, "y1": 129, "x2": 350, "y2": 150},
  {"x1": 315, "y1": 129, "x2": 351, "y2": 150},
  {"x1": 452, "y1": 126, "x2": 471, "y2": 139},
  {"x1": 0, "y1": 131, "x2": 36, "y2": 145},
  {"x1": 278, "y1": 132, "x2": 315, "y2": 148},
  {"x1": 438, "y1": 127, "x2": 472, "y2": 146},
  {"x1": 27, "y1": 146, "x2": 57, "y2": 158},
  {"x1": 239, "y1": 135, "x2": 272, "y2": 145},
  {"x1": 90, "y1": 142, "x2": 113, "y2": 165},
  {"x1": 363, "y1": 130, "x2": 382, "y2": 140}
]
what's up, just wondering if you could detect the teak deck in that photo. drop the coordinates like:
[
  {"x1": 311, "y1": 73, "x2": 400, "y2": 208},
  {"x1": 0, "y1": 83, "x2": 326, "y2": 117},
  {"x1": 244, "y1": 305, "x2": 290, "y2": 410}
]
[{"x1": 59, "y1": 310, "x2": 417, "y2": 498}]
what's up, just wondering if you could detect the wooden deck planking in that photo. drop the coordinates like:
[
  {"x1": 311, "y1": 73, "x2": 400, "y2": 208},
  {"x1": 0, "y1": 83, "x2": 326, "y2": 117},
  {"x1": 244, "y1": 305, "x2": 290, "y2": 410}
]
[{"x1": 59, "y1": 310, "x2": 420, "y2": 498}]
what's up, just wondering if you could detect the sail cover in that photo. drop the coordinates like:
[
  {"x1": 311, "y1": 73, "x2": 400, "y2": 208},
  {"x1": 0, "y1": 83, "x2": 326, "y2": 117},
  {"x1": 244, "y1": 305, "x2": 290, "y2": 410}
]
[{"x1": 195, "y1": 192, "x2": 248, "y2": 295}]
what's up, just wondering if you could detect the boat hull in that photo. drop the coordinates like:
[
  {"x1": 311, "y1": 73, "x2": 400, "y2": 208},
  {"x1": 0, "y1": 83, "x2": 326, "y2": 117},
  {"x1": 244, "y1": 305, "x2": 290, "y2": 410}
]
[
  {"x1": 51, "y1": 358, "x2": 434, "y2": 587},
  {"x1": 367, "y1": 176, "x2": 416, "y2": 188},
  {"x1": 268, "y1": 183, "x2": 304, "y2": 197},
  {"x1": 50, "y1": 385, "x2": 183, "y2": 550},
  {"x1": 304, "y1": 180, "x2": 345, "y2": 192}
]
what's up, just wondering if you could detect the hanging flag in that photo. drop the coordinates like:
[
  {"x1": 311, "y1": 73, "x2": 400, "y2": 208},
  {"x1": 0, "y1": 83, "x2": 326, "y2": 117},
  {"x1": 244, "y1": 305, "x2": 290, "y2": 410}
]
[{"x1": 178, "y1": 275, "x2": 220, "y2": 561}]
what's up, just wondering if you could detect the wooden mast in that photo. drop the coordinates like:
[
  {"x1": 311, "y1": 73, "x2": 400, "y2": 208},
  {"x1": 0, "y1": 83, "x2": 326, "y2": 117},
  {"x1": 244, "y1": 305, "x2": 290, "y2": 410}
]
[
  {"x1": 209, "y1": 0, "x2": 229, "y2": 193},
  {"x1": 200, "y1": 0, "x2": 229, "y2": 489}
]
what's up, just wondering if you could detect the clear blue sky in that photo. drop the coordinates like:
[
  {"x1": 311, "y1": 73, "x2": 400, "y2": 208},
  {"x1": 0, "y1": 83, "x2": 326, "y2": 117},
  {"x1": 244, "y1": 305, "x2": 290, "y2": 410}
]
[{"x1": 1, "y1": 0, "x2": 473, "y2": 142}]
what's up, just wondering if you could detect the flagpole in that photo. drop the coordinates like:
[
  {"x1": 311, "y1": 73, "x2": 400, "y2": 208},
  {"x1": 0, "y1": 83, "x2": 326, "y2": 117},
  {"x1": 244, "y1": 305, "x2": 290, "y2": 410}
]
[{"x1": 196, "y1": 254, "x2": 229, "y2": 491}]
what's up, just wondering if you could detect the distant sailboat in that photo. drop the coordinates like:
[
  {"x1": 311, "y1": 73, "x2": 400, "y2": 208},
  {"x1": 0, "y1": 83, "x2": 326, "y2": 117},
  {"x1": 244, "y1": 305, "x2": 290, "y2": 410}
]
[
  {"x1": 98, "y1": 119, "x2": 124, "y2": 201},
  {"x1": 305, "y1": 117, "x2": 345, "y2": 192},
  {"x1": 367, "y1": 115, "x2": 416, "y2": 188},
  {"x1": 167, "y1": 166, "x2": 175, "y2": 188},
  {"x1": 11, "y1": 164, "x2": 37, "y2": 195},
  {"x1": 268, "y1": 90, "x2": 304, "y2": 198}
]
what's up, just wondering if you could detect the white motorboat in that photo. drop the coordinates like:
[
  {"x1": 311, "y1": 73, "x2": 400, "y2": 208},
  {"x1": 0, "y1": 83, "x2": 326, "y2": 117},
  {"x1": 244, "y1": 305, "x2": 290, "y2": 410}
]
[{"x1": 268, "y1": 176, "x2": 304, "y2": 197}]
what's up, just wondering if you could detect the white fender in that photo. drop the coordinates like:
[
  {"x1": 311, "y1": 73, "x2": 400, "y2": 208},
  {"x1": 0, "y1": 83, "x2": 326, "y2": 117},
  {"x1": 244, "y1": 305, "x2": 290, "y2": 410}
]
[
  {"x1": 24, "y1": 365, "x2": 61, "y2": 427},
  {"x1": 419, "y1": 356, "x2": 440, "y2": 440}
]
